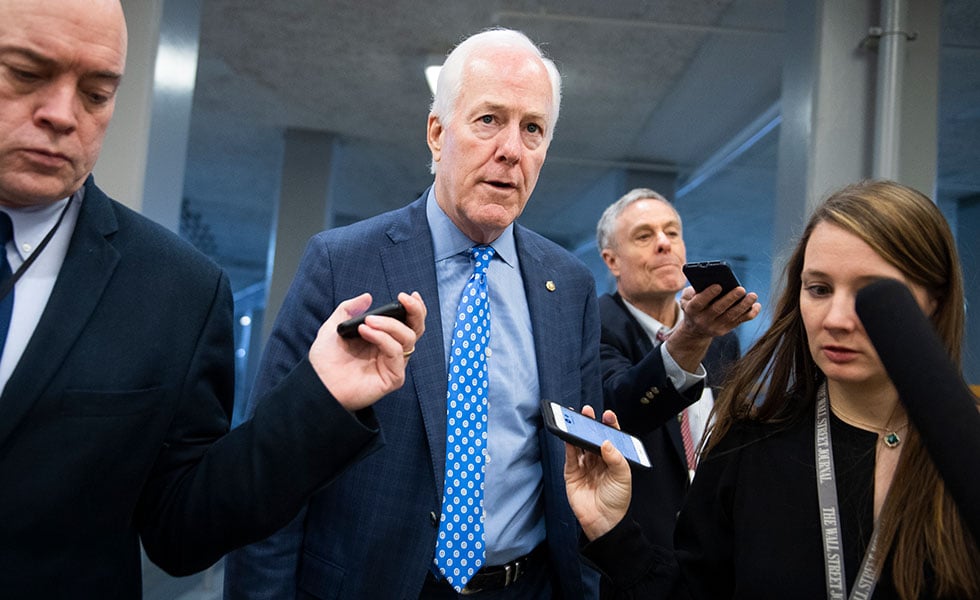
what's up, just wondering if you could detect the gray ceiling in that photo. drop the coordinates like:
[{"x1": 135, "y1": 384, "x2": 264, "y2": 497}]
[{"x1": 182, "y1": 0, "x2": 980, "y2": 293}]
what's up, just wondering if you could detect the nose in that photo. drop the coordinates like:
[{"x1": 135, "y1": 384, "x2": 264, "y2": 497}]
[
  {"x1": 34, "y1": 81, "x2": 78, "y2": 135},
  {"x1": 823, "y1": 292, "x2": 858, "y2": 332},
  {"x1": 495, "y1": 123, "x2": 522, "y2": 166},
  {"x1": 654, "y1": 230, "x2": 672, "y2": 253}
]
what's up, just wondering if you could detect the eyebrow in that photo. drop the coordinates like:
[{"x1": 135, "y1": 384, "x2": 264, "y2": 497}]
[
  {"x1": 801, "y1": 269, "x2": 893, "y2": 287},
  {"x1": 630, "y1": 218, "x2": 681, "y2": 234},
  {"x1": 474, "y1": 101, "x2": 548, "y2": 122},
  {"x1": 0, "y1": 46, "x2": 123, "y2": 82}
]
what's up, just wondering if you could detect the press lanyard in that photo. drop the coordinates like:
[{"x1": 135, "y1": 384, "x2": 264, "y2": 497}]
[
  {"x1": 0, "y1": 196, "x2": 74, "y2": 301},
  {"x1": 815, "y1": 383, "x2": 883, "y2": 600}
]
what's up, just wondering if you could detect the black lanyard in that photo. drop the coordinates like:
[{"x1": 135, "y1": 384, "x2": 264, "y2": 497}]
[
  {"x1": 0, "y1": 196, "x2": 74, "y2": 301},
  {"x1": 815, "y1": 383, "x2": 883, "y2": 600}
]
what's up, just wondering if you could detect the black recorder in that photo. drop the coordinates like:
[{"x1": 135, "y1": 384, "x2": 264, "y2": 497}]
[
  {"x1": 683, "y1": 260, "x2": 741, "y2": 296},
  {"x1": 336, "y1": 301, "x2": 408, "y2": 339}
]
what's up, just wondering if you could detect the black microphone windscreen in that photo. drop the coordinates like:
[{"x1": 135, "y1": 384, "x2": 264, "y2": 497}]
[
  {"x1": 855, "y1": 278, "x2": 980, "y2": 539},
  {"x1": 855, "y1": 279, "x2": 961, "y2": 405}
]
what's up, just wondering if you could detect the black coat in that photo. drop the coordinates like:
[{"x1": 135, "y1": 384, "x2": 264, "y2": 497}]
[{"x1": 0, "y1": 177, "x2": 380, "y2": 598}]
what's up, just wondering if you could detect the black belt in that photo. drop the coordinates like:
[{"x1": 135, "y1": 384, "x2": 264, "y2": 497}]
[{"x1": 458, "y1": 543, "x2": 547, "y2": 595}]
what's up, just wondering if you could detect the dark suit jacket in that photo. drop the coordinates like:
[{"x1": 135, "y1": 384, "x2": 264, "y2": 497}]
[
  {"x1": 598, "y1": 292, "x2": 740, "y2": 550},
  {"x1": 223, "y1": 192, "x2": 603, "y2": 599},
  {"x1": 0, "y1": 178, "x2": 381, "y2": 598}
]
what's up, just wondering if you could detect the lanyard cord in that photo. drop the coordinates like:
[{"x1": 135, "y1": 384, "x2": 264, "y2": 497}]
[
  {"x1": 0, "y1": 195, "x2": 74, "y2": 301},
  {"x1": 815, "y1": 383, "x2": 883, "y2": 600}
]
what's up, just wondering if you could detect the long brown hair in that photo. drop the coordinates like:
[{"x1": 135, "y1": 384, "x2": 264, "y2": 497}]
[{"x1": 708, "y1": 180, "x2": 979, "y2": 598}]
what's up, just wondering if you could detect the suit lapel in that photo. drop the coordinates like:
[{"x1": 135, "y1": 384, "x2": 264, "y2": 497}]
[
  {"x1": 515, "y1": 230, "x2": 566, "y2": 478},
  {"x1": 377, "y1": 199, "x2": 448, "y2": 483},
  {"x1": 0, "y1": 179, "x2": 120, "y2": 445},
  {"x1": 516, "y1": 231, "x2": 561, "y2": 406}
]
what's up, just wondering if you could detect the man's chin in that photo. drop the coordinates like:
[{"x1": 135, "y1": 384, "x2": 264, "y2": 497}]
[{"x1": 0, "y1": 175, "x2": 78, "y2": 207}]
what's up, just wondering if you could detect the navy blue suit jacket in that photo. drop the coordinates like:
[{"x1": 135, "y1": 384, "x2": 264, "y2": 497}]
[
  {"x1": 598, "y1": 292, "x2": 740, "y2": 550},
  {"x1": 224, "y1": 193, "x2": 602, "y2": 599},
  {"x1": 0, "y1": 178, "x2": 380, "y2": 598}
]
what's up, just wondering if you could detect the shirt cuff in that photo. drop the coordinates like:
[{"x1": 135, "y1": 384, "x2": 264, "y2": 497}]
[{"x1": 660, "y1": 342, "x2": 706, "y2": 392}]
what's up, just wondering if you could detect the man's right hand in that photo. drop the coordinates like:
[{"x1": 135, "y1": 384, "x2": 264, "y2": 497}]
[{"x1": 309, "y1": 291, "x2": 426, "y2": 411}]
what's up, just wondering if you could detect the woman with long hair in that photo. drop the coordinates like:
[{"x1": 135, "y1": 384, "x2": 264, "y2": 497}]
[{"x1": 566, "y1": 180, "x2": 980, "y2": 599}]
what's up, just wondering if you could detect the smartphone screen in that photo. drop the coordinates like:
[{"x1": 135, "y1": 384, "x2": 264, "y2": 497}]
[{"x1": 543, "y1": 401, "x2": 651, "y2": 469}]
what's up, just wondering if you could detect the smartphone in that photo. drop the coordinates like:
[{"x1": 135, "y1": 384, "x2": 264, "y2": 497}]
[
  {"x1": 542, "y1": 401, "x2": 651, "y2": 469},
  {"x1": 683, "y1": 260, "x2": 741, "y2": 296},
  {"x1": 337, "y1": 300, "x2": 408, "y2": 339}
]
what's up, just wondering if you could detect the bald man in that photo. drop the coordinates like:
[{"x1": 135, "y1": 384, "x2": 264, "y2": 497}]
[{"x1": 0, "y1": 1, "x2": 424, "y2": 596}]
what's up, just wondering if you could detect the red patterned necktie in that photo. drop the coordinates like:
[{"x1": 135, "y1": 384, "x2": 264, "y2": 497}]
[{"x1": 680, "y1": 408, "x2": 697, "y2": 475}]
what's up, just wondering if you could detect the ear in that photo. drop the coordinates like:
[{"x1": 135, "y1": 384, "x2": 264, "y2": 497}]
[
  {"x1": 427, "y1": 114, "x2": 444, "y2": 164},
  {"x1": 923, "y1": 294, "x2": 939, "y2": 319},
  {"x1": 601, "y1": 248, "x2": 620, "y2": 278}
]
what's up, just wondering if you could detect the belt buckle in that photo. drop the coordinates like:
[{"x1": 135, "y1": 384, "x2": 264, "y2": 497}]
[{"x1": 460, "y1": 555, "x2": 526, "y2": 595}]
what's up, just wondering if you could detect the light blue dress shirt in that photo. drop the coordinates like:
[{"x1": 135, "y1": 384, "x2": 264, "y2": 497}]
[{"x1": 426, "y1": 188, "x2": 545, "y2": 565}]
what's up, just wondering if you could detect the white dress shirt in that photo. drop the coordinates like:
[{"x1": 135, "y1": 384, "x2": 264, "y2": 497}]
[{"x1": 0, "y1": 192, "x2": 82, "y2": 393}]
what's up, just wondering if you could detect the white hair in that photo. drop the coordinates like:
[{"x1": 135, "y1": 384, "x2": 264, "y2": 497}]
[{"x1": 596, "y1": 188, "x2": 677, "y2": 251}]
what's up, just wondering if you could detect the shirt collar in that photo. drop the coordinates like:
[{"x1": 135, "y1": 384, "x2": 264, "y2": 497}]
[
  {"x1": 621, "y1": 296, "x2": 683, "y2": 345},
  {"x1": 425, "y1": 186, "x2": 517, "y2": 268},
  {"x1": 3, "y1": 188, "x2": 83, "y2": 261}
]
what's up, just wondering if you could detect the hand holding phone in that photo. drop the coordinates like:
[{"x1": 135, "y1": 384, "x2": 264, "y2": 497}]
[
  {"x1": 337, "y1": 300, "x2": 408, "y2": 339},
  {"x1": 542, "y1": 401, "x2": 651, "y2": 469},
  {"x1": 683, "y1": 260, "x2": 741, "y2": 297}
]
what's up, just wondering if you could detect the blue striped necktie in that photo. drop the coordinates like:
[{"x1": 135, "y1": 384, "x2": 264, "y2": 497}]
[{"x1": 434, "y1": 244, "x2": 494, "y2": 592}]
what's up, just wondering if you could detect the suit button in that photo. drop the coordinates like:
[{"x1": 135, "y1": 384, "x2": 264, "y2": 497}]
[
  {"x1": 430, "y1": 511, "x2": 439, "y2": 527},
  {"x1": 640, "y1": 397, "x2": 650, "y2": 405}
]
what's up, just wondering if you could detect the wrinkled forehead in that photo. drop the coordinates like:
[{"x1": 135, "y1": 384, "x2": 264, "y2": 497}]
[
  {"x1": 460, "y1": 47, "x2": 554, "y2": 116},
  {"x1": 622, "y1": 198, "x2": 681, "y2": 229},
  {"x1": 0, "y1": 0, "x2": 127, "y2": 70}
]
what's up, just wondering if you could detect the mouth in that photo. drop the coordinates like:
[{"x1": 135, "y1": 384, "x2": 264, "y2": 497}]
[
  {"x1": 482, "y1": 179, "x2": 517, "y2": 191},
  {"x1": 23, "y1": 148, "x2": 72, "y2": 168},
  {"x1": 821, "y1": 345, "x2": 858, "y2": 362}
]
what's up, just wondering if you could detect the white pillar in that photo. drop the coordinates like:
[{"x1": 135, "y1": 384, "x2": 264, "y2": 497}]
[
  {"x1": 774, "y1": 0, "x2": 877, "y2": 277},
  {"x1": 774, "y1": 0, "x2": 942, "y2": 280},
  {"x1": 895, "y1": 0, "x2": 941, "y2": 196},
  {"x1": 263, "y1": 130, "x2": 336, "y2": 340},
  {"x1": 95, "y1": 0, "x2": 202, "y2": 233}
]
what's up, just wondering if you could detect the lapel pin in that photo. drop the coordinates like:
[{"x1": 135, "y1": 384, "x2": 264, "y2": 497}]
[{"x1": 545, "y1": 280, "x2": 556, "y2": 292}]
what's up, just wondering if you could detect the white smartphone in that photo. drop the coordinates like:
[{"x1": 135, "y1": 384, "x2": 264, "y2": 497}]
[{"x1": 542, "y1": 401, "x2": 652, "y2": 469}]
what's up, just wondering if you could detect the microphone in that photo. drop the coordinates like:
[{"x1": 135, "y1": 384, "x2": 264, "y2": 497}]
[{"x1": 855, "y1": 278, "x2": 980, "y2": 539}]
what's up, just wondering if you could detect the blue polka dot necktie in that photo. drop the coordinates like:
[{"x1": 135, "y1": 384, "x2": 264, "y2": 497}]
[
  {"x1": 0, "y1": 212, "x2": 14, "y2": 359},
  {"x1": 434, "y1": 244, "x2": 494, "y2": 592}
]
